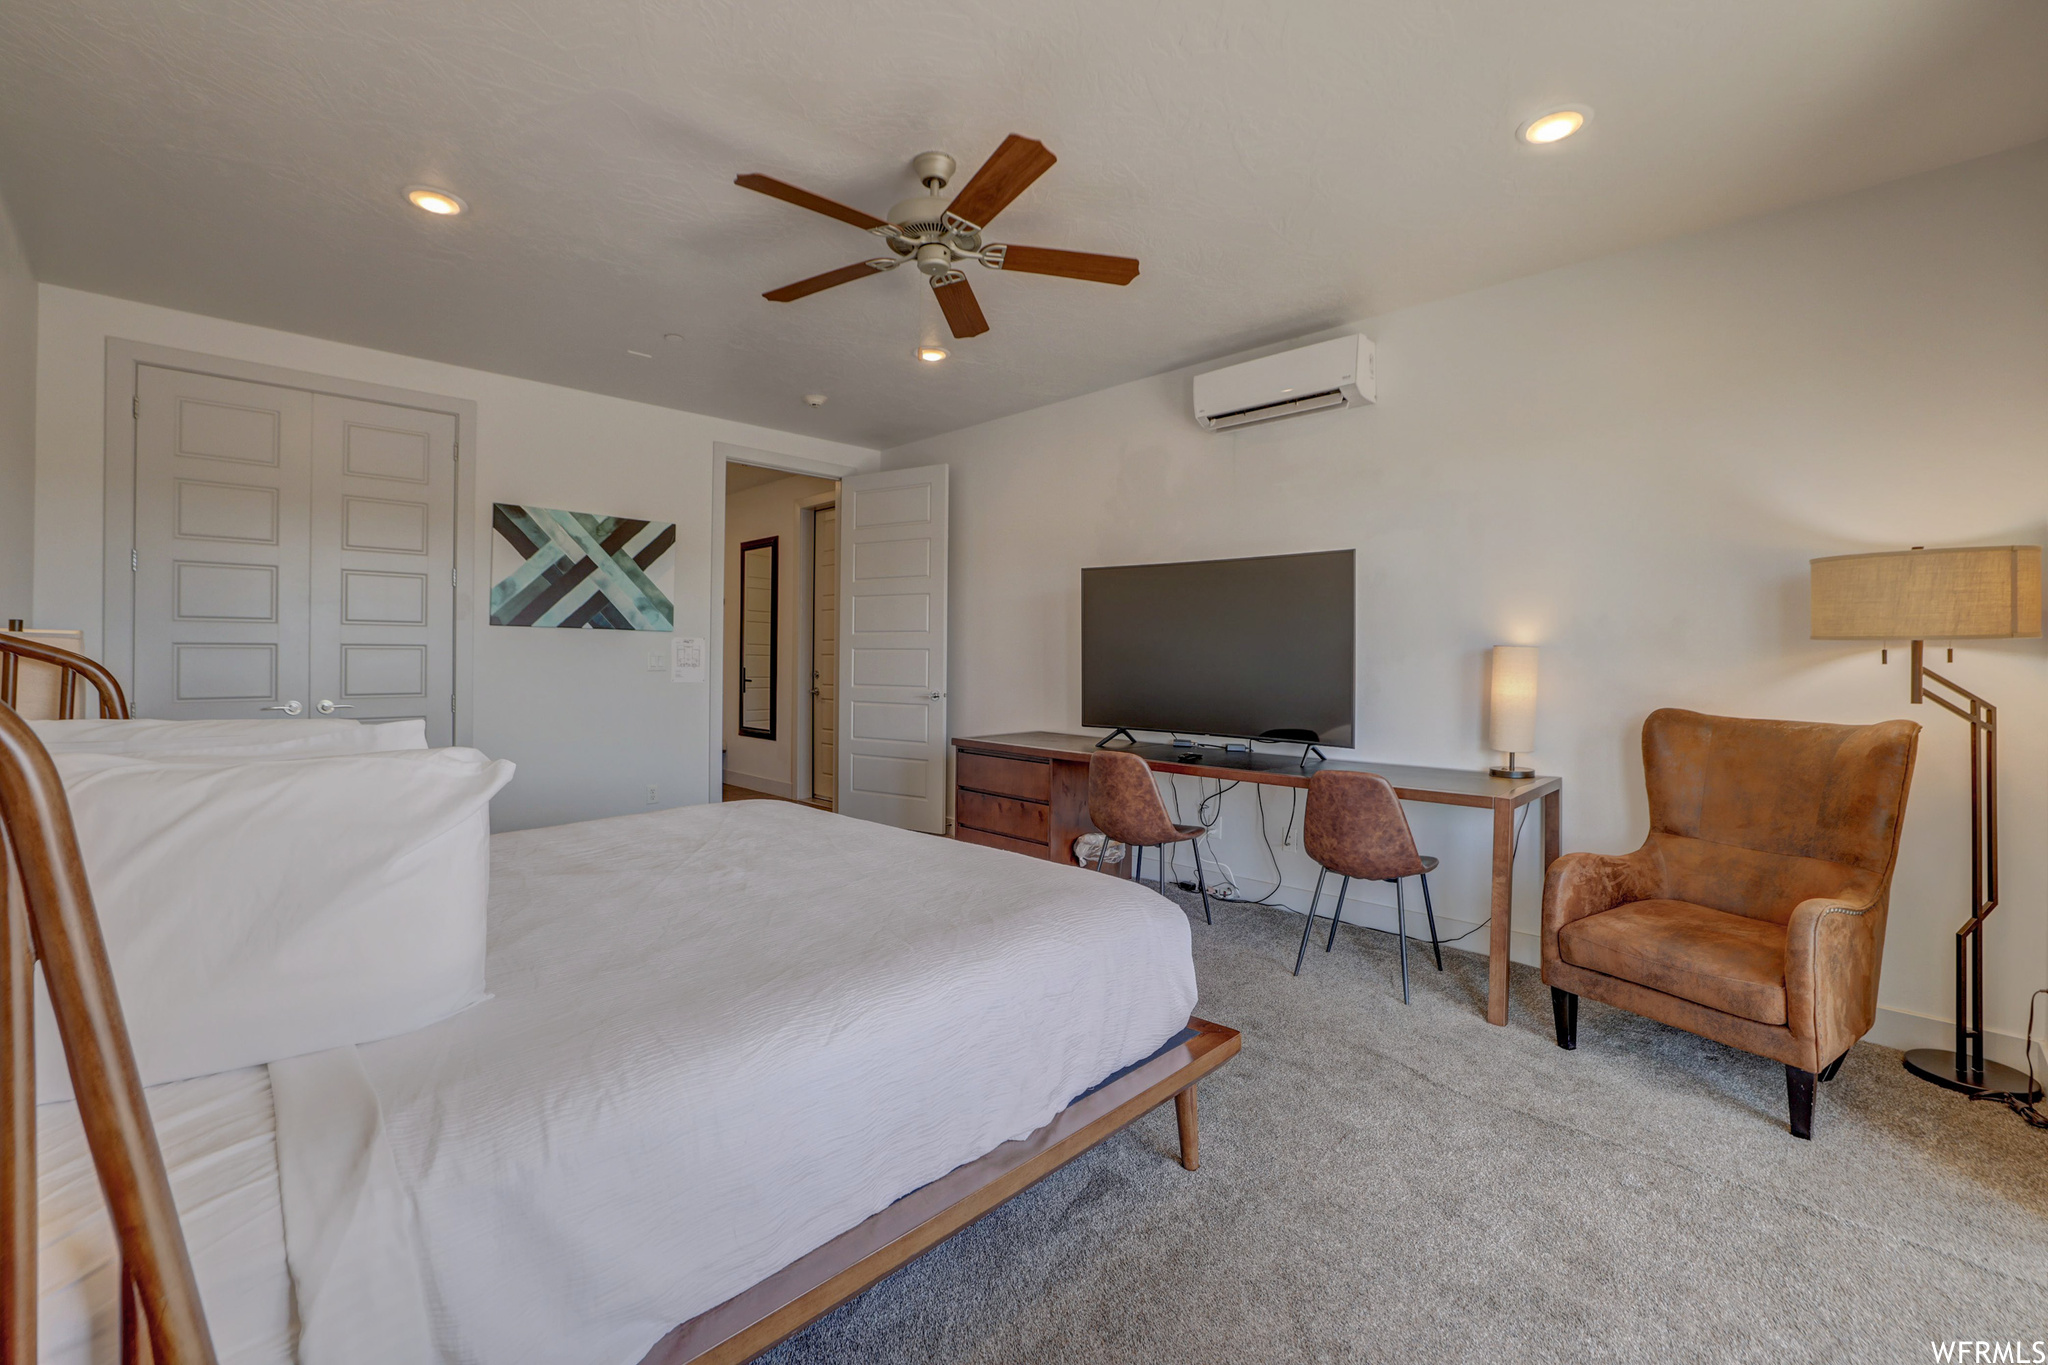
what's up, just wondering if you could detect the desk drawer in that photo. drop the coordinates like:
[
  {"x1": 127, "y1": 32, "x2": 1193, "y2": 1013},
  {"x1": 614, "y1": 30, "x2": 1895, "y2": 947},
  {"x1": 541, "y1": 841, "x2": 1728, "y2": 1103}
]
[
  {"x1": 956, "y1": 751, "x2": 1051, "y2": 803},
  {"x1": 955, "y1": 825, "x2": 1050, "y2": 860},
  {"x1": 956, "y1": 788, "x2": 1051, "y2": 844}
]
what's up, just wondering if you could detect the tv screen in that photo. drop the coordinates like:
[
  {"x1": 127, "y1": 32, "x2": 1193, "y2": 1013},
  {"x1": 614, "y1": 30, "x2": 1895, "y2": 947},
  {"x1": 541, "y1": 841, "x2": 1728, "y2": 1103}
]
[{"x1": 1082, "y1": 550, "x2": 1354, "y2": 745}]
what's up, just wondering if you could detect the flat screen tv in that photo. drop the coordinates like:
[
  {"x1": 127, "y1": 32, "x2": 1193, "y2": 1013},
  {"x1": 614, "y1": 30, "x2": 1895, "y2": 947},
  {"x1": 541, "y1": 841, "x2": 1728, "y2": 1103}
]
[{"x1": 1082, "y1": 549, "x2": 1354, "y2": 746}]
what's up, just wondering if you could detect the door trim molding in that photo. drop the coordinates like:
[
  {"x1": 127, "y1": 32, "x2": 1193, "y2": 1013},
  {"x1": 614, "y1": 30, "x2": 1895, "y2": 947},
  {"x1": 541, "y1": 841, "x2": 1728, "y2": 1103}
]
[
  {"x1": 794, "y1": 495, "x2": 836, "y2": 808},
  {"x1": 103, "y1": 339, "x2": 478, "y2": 745},
  {"x1": 710, "y1": 442, "x2": 843, "y2": 805}
]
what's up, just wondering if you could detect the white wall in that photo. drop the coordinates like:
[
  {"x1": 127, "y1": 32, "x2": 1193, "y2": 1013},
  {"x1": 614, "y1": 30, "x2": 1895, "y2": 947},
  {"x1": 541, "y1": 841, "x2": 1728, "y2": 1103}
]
[
  {"x1": 33, "y1": 286, "x2": 877, "y2": 831},
  {"x1": 886, "y1": 140, "x2": 2048, "y2": 1067},
  {"x1": 722, "y1": 470, "x2": 836, "y2": 795},
  {"x1": 0, "y1": 189, "x2": 34, "y2": 621}
]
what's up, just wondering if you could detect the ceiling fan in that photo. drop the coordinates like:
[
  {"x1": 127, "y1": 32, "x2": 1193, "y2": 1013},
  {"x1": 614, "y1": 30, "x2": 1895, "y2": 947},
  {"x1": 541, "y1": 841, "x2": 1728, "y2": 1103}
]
[{"x1": 736, "y1": 135, "x2": 1139, "y2": 340}]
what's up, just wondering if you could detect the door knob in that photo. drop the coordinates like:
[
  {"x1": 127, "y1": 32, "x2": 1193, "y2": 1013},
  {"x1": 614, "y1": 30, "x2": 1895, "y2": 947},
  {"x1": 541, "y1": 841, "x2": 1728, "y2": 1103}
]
[
  {"x1": 924, "y1": 692, "x2": 946, "y2": 700},
  {"x1": 261, "y1": 700, "x2": 303, "y2": 716},
  {"x1": 316, "y1": 700, "x2": 355, "y2": 715}
]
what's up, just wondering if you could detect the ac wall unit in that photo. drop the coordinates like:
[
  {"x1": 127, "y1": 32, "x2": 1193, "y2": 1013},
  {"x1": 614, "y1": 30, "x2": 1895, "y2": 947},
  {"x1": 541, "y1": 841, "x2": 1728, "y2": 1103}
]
[{"x1": 1191, "y1": 334, "x2": 1375, "y2": 430}]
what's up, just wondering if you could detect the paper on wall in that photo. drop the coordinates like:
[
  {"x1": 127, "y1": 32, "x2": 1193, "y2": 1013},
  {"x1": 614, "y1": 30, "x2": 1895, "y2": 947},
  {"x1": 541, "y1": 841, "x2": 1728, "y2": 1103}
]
[{"x1": 670, "y1": 636, "x2": 705, "y2": 683}]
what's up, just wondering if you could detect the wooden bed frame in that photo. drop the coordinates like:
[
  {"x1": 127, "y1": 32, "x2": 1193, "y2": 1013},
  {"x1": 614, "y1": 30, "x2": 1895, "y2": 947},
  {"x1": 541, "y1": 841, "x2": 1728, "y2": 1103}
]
[
  {"x1": 638, "y1": 1018, "x2": 1240, "y2": 1365},
  {"x1": 0, "y1": 643, "x2": 210, "y2": 1363},
  {"x1": 0, "y1": 635, "x2": 1240, "y2": 1365}
]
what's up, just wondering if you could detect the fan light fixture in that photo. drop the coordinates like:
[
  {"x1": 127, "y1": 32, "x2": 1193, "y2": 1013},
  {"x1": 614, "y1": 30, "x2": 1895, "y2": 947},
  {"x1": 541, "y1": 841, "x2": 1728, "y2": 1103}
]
[
  {"x1": 1519, "y1": 110, "x2": 1586, "y2": 145},
  {"x1": 918, "y1": 347, "x2": 948, "y2": 363},
  {"x1": 737, "y1": 135, "x2": 1141, "y2": 343},
  {"x1": 405, "y1": 186, "x2": 466, "y2": 216}
]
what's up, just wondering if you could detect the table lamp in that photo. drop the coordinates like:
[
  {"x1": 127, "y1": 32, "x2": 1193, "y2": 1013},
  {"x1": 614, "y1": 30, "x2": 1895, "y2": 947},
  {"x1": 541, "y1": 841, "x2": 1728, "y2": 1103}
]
[
  {"x1": 1488, "y1": 646, "x2": 1538, "y2": 779},
  {"x1": 1809, "y1": 544, "x2": 2043, "y2": 1100}
]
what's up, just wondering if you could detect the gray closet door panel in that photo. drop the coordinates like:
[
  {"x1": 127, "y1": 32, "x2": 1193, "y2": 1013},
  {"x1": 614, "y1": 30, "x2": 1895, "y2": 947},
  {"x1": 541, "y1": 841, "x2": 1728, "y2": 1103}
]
[
  {"x1": 310, "y1": 395, "x2": 456, "y2": 743},
  {"x1": 134, "y1": 366, "x2": 312, "y2": 716}
]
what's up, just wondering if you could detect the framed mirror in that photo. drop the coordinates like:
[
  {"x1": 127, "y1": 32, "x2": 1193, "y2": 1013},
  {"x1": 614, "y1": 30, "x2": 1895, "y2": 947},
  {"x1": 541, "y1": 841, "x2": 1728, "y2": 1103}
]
[{"x1": 738, "y1": 537, "x2": 778, "y2": 739}]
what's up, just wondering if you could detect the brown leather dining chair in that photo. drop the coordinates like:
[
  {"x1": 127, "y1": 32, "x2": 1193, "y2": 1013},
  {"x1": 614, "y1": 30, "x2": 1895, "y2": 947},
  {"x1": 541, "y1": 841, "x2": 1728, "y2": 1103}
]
[
  {"x1": 1544, "y1": 708, "x2": 1919, "y2": 1139},
  {"x1": 1087, "y1": 751, "x2": 1212, "y2": 922},
  {"x1": 1298, "y1": 770, "x2": 1442, "y2": 1000}
]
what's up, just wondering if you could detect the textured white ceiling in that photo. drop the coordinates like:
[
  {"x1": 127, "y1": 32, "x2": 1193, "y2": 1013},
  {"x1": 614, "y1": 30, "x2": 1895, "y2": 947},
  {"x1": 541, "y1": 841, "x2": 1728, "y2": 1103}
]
[{"x1": 3, "y1": 0, "x2": 2046, "y2": 447}]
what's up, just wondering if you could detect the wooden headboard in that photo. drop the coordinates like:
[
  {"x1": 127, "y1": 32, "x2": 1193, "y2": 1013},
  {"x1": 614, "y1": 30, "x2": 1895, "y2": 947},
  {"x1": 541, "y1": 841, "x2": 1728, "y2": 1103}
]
[
  {"x1": 0, "y1": 627, "x2": 130, "y2": 721},
  {"x1": 0, "y1": 698, "x2": 214, "y2": 1361}
]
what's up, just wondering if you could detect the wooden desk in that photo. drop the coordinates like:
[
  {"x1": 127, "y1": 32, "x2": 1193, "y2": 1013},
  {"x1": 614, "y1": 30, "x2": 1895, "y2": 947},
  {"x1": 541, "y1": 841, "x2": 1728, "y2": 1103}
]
[{"x1": 951, "y1": 732, "x2": 1561, "y2": 1026}]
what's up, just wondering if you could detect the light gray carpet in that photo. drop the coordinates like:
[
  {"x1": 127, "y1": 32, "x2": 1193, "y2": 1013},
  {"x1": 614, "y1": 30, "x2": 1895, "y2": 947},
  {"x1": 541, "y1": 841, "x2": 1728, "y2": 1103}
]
[{"x1": 762, "y1": 891, "x2": 2048, "y2": 1364}]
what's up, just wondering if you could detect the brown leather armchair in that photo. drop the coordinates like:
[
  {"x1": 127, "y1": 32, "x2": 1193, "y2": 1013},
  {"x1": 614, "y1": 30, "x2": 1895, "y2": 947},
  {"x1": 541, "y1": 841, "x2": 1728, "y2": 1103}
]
[{"x1": 1542, "y1": 708, "x2": 1919, "y2": 1139}]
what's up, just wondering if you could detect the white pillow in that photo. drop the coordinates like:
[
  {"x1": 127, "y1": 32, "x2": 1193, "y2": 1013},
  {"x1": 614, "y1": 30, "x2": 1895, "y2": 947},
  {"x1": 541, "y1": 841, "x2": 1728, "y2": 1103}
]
[
  {"x1": 30, "y1": 716, "x2": 428, "y2": 758},
  {"x1": 32, "y1": 746, "x2": 513, "y2": 1101}
]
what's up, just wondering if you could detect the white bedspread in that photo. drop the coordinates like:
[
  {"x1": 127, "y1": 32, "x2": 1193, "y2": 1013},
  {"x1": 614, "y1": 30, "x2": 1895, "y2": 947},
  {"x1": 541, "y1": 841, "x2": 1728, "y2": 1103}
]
[
  {"x1": 285, "y1": 800, "x2": 1197, "y2": 1365},
  {"x1": 37, "y1": 1068, "x2": 291, "y2": 1365}
]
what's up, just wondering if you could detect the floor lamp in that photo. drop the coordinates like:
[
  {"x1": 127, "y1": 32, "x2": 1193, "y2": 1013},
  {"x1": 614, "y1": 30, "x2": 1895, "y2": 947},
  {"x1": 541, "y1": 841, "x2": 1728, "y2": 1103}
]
[{"x1": 1810, "y1": 544, "x2": 2043, "y2": 1100}]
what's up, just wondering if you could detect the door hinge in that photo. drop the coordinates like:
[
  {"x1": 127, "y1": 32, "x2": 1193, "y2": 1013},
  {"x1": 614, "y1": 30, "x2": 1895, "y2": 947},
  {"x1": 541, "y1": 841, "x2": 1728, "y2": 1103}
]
[
  {"x1": 131, "y1": 549, "x2": 138, "y2": 572},
  {"x1": 450, "y1": 694, "x2": 457, "y2": 716},
  {"x1": 451, "y1": 568, "x2": 458, "y2": 587},
  {"x1": 131, "y1": 396, "x2": 139, "y2": 420}
]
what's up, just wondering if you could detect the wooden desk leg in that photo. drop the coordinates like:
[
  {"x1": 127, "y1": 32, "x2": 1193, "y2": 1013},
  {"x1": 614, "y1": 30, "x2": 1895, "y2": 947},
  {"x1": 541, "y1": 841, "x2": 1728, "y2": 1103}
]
[
  {"x1": 1174, "y1": 1086, "x2": 1199, "y2": 1171},
  {"x1": 1488, "y1": 801, "x2": 1513, "y2": 1026},
  {"x1": 1542, "y1": 790, "x2": 1561, "y2": 875}
]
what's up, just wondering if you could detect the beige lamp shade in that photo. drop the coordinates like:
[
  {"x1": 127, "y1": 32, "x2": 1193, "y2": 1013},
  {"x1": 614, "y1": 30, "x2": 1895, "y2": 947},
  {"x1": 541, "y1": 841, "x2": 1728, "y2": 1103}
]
[
  {"x1": 1810, "y1": 545, "x2": 2042, "y2": 640},
  {"x1": 1487, "y1": 645, "x2": 1538, "y2": 753}
]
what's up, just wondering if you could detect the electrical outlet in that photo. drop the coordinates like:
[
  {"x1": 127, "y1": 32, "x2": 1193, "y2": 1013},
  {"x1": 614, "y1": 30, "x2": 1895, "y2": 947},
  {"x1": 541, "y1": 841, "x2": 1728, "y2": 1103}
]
[
  {"x1": 646, "y1": 651, "x2": 665, "y2": 672},
  {"x1": 646, "y1": 784, "x2": 659, "y2": 805}
]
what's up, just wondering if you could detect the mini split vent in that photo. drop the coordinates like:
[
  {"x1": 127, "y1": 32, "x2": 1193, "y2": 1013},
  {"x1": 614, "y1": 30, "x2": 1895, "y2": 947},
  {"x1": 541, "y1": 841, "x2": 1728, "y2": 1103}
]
[{"x1": 1192, "y1": 334, "x2": 1376, "y2": 430}]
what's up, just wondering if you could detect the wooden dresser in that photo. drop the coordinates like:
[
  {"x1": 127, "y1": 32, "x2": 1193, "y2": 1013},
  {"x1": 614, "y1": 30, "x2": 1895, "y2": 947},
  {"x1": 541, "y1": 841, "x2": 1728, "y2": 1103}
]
[{"x1": 951, "y1": 734, "x2": 1105, "y2": 869}]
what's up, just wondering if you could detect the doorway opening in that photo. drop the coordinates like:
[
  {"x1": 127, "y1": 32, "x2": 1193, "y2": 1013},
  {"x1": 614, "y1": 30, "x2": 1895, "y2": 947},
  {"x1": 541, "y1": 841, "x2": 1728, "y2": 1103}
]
[{"x1": 721, "y1": 459, "x2": 838, "y2": 809}]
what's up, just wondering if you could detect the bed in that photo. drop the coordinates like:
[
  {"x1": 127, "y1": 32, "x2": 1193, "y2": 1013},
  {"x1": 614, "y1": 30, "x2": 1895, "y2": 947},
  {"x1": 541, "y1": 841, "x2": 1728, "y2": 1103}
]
[{"x1": 2, "y1": 636, "x2": 1238, "y2": 1365}]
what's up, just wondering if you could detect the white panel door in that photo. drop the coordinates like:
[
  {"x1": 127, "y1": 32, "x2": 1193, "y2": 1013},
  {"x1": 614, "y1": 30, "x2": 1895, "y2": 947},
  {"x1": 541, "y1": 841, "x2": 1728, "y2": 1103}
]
[
  {"x1": 838, "y1": 465, "x2": 947, "y2": 832},
  {"x1": 131, "y1": 365, "x2": 456, "y2": 739},
  {"x1": 133, "y1": 366, "x2": 313, "y2": 719},
  {"x1": 811, "y1": 506, "x2": 837, "y2": 804},
  {"x1": 310, "y1": 395, "x2": 457, "y2": 744}
]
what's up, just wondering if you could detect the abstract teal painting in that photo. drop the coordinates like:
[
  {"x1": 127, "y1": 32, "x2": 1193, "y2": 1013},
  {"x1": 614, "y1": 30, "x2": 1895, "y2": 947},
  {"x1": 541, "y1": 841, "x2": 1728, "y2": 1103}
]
[{"x1": 490, "y1": 504, "x2": 675, "y2": 630}]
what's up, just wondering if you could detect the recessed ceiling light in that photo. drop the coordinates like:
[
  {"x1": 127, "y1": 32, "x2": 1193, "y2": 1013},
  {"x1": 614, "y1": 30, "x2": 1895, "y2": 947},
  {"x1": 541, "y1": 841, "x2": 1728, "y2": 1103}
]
[
  {"x1": 804, "y1": 393, "x2": 828, "y2": 407},
  {"x1": 1519, "y1": 109, "x2": 1587, "y2": 145},
  {"x1": 405, "y1": 186, "x2": 466, "y2": 215},
  {"x1": 663, "y1": 333, "x2": 685, "y2": 345},
  {"x1": 918, "y1": 347, "x2": 948, "y2": 363}
]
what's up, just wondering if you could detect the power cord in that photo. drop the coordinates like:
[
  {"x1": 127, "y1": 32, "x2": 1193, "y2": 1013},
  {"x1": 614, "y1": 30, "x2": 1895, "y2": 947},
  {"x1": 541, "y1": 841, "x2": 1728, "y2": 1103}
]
[
  {"x1": 1162, "y1": 773, "x2": 1294, "y2": 905},
  {"x1": 1969, "y1": 989, "x2": 2048, "y2": 1131},
  {"x1": 1213, "y1": 783, "x2": 1287, "y2": 906},
  {"x1": 1157, "y1": 766, "x2": 1529, "y2": 936}
]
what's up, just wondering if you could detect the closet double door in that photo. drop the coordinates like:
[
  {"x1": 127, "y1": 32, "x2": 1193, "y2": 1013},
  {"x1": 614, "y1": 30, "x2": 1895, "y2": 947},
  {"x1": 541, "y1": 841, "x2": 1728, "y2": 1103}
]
[{"x1": 131, "y1": 365, "x2": 457, "y2": 743}]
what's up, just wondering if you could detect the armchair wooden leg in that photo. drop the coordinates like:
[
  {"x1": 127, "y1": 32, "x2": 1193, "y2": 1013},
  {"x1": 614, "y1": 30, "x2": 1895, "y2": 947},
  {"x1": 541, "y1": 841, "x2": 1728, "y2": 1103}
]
[
  {"x1": 1550, "y1": 987, "x2": 1578, "y2": 1050},
  {"x1": 1817, "y1": 1050, "x2": 1847, "y2": 1083},
  {"x1": 1786, "y1": 1065, "x2": 1816, "y2": 1140},
  {"x1": 1174, "y1": 1086, "x2": 1199, "y2": 1171}
]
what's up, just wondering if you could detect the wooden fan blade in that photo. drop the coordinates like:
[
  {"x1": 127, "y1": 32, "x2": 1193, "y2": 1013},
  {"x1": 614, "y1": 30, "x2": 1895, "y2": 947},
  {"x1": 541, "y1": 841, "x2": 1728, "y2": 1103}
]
[
  {"x1": 931, "y1": 275, "x2": 990, "y2": 338},
  {"x1": 992, "y1": 245, "x2": 1139, "y2": 286},
  {"x1": 943, "y1": 135, "x2": 1056, "y2": 230},
  {"x1": 763, "y1": 261, "x2": 892, "y2": 302},
  {"x1": 736, "y1": 174, "x2": 891, "y2": 232}
]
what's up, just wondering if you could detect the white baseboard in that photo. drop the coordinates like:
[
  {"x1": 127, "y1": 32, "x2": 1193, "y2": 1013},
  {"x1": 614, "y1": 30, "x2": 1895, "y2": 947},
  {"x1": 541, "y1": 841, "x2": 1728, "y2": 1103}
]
[
  {"x1": 722, "y1": 771, "x2": 793, "y2": 799},
  {"x1": 1865, "y1": 1005, "x2": 2042, "y2": 1074}
]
